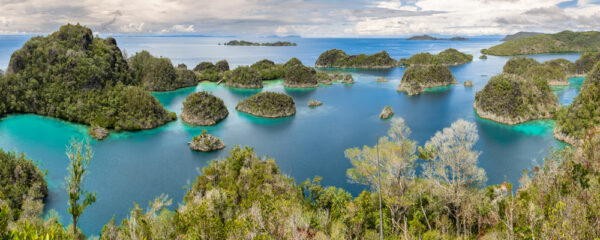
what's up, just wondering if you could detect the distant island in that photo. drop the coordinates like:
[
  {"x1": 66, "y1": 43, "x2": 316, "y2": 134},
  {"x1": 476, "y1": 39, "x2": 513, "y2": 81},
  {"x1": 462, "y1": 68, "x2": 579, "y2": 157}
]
[
  {"x1": 315, "y1": 49, "x2": 397, "y2": 68},
  {"x1": 236, "y1": 92, "x2": 296, "y2": 118},
  {"x1": 397, "y1": 65, "x2": 457, "y2": 95},
  {"x1": 407, "y1": 35, "x2": 468, "y2": 41},
  {"x1": 399, "y1": 48, "x2": 473, "y2": 67},
  {"x1": 474, "y1": 57, "x2": 559, "y2": 124},
  {"x1": 501, "y1": 32, "x2": 542, "y2": 41},
  {"x1": 224, "y1": 40, "x2": 297, "y2": 46},
  {"x1": 482, "y1": 30, "x2": 600, "y2": 56},
  {"x1": 181, "y1": 92, "x2": 229, "y2": 126},
  {"x1": 0, "y1": 23, "x2": 177, "y2": 137}
]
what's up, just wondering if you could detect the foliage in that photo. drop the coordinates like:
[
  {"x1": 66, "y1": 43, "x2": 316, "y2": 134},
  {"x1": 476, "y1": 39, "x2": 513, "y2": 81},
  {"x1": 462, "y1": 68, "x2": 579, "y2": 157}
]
[
  {"x1": 250, "y1": 59, "x2": 286, "y2": 80},
  {"x1": 315, "y1": 49, "x2": 397, "y2": 68},
  {"x1": 574, "y1": 52, "x2": 600, "y2": 75},
  {"x1": 181, "y1": 91, "x2": 228, "y2": 125},
  {"x1": 398, "y1": 65, "x2": 456, "y2": 95},
  {"x1": 485, "y1": 30, "x2": 600, "y2": 55},
  {"x1": 283, "y1": 59, "x2": 317, "y2": 88},
  {"x1": 128, "y1": 50, "x2": 199, "y2": 91},
  {"x1": 224, "y1": 66, "x2": 263, "y2": 88},
  {"x1": 65, "y1": 139, "x2": 96, "y2": 237},
  {"x1": 0, "y1": 150, "x2": 47, "y2": 220},
  {"x1": 235, "y1": 92, "x2": 296, "y2": 117},
  {"x1": 543, "y1": 58, "x2": 576, "y2": 75},
  {"x1": 400, "y1": 48, "x2": 473, "y2": 66},
  {"x1": 502, "y1": 57, "x2": 541, "y2": 75}
]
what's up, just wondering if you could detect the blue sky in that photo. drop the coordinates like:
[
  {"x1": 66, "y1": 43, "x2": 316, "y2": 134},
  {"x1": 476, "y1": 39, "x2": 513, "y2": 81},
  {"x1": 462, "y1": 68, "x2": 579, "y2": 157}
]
[{"x1": 0, "y1": 0, "x2": 599, "y2": 36}]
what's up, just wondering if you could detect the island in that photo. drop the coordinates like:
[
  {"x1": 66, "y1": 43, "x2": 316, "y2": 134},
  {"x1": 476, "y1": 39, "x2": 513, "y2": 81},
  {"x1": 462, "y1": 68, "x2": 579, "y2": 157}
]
[
  {"x1": 397, "y1": 65, "x2": 457, "y2": 95},
  {"x1": 407, "y1": 35, "x2": 469, "y2": 41},
  {"x1": 574, "y1": 52, "x2": 600, "y2": 75},
  {"x1": 315, "y1": 49, "x2": 397, "y2": 68},
  {"x1": 399, "y1": 48, "x2": 473, "y2": 67},
  {"x1": 555, "y1": 62, "x2": 600, "y2": 145},
  {"x1": 189, "y1": 129, "x2": 225, "y2": 152},
  {"x1": 342, "y1": 74, "x2": 354, "y2": 84},
  {"x1": 129, "y1": 50, "x2": 199, "y2": 91},
  {"x1": 464, "y1": 80, "x2": 474, "y2": 87},
  {"x1": 377, "y1": 77, "x2": 388, "y2": 82},
  {"x1": 193, "y1": 60, "x2": 229, "y2": 82},
  {"x1": 379, "y1": 106, "x2": 394, "y2": 119},
  {"x1": 250, "y1": 59, "x2": 286, "y2": 80},
  {"x1": 284, "y1": 58, "x2": 318, "y2": 88},
  {"x1": 474, "y1": 73, "x2": 559, "y2": 125},
  {"x1": 315, "y1": 72, "x2": 333, "y2": 85},
  {"x1": 181, "y1": 91, "x2": 229, "y2": 126},
  {"x1": 224, "y1": 66, "x2": 263, "y2": 88},
  {"x1": 480, "y1": 55, "x2": 487, "y2": 60},
  {"x1": 504, "y1": 57, "x2": 570, "y2": 86},
  {"x1": 308, "y1": 99, "x2": 323, "y2": 107},
  {"x1": 500, "y1": 32, "x2": 542, "y2": 41},
  {"x1": 0, "y1": 23, "x2": 176, "y2": 133},
  {"x1": 89, "y1": 126, "x2": 109, "y2": 140},
  {"x1": 482, "y1": 30, "x2": 600, "y2": 56},
  {"x1": 236, "y1": 92, "x2": 296, "y2": 118},
  {"x1": 224, "y1": 40, "x2": 297, "y2": 46}
]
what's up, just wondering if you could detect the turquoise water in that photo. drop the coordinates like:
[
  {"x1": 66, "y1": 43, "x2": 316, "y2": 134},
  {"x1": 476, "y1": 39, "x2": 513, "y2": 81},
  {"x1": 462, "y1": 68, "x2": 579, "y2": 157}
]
[{"x1": 0, "y1": 36, "x2": 584, "y2": 235}]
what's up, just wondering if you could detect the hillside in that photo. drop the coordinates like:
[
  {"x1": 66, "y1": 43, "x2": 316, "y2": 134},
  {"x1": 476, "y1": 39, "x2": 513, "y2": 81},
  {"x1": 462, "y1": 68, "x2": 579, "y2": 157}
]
[
  {"x1": 483, "y1": 31, "x2": 600, "y2": 56},
  {"x1": 500, "y1": 31, "x2": 542, "y2": 41},
  {"x1": 400, "y1": 48, "x2": 473, "y2": 67}
]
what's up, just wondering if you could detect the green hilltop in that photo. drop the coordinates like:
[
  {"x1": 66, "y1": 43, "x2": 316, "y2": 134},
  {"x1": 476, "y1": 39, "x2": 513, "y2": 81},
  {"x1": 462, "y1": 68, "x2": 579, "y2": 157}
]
[{"x1": 483, "y1": 30, "x2": 600, "y2": 56}]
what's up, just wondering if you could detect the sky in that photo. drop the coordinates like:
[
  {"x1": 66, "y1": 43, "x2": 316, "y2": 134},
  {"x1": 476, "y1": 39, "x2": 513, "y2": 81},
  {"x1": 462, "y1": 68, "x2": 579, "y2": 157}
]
[{"x1": 0, "y1": 0, "x2": 599, "y2": 37}]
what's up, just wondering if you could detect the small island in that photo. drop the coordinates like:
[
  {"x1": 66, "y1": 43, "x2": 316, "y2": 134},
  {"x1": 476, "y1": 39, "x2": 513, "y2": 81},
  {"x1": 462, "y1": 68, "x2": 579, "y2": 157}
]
[
  {"x1": 181, "y1": 92, "x2": 228, "y2": 126},
  {"x1": 315, "y1": 72, "x2": 333, "y2": 85},
  {"x1": 129, "y1": 50, "x2": 199, "y2": 91},
  {"x1": 397, "y1": 65, "x2": 457, "y2": 95},
  {"x1": 464, "y1": 80, "x2": 474, "y2": 87},
  {"x1": 474, "y1": 73, "x2": 559, "y2": 125},
  {"x1": 555, "y1": 62, "x2": 600, "y2": 145},
  {"x1": 400, "y1": 48, "x2": 473, "y2": 67},
  {"x1": 315, "y1": 49, "x2": 397, "y2": 68},
  {"x1": 225, "y1": 66, "x2": 263, "y2": 88},
  {"x1": 504, "y1": 57, "x2": 570, "y2": 86},
  {"x1": 189, "y1": 130, "x2": 225, "y2": 152},
  {"x1": 236, "y1": 92, "x2": 296, "y2": 118},
  {"x1": 250, "y1": 59, "x2": 286, "y2": 80},
  {"x1": 379, "y1": 106, "x2": 394, "y2": 119},
  {"x1": 89, "y1": 126, "x2": 109, "y2": 140},
  {"x1": 407, "y1": 35, "x2": 469, "y2": 41},
  {"x1": 194, "y1": 60, "x2": 230, "y2": 82},
  {"x1": 342, "y1": 74, "x2": 354, "y2": 84},
  {"x1": 224, "y1": 40, "x2": 297, "y2": 46},
  {"x1": 482, "y1": 30, "x2": 600, "y2": 56},
  {"x1": 376, "y1": 77, "x2": 388, "y2": 82},
  {"x1": 308, "y1": 99, "x2": 323, "y2": 107},
  {"x1": 284, "y1": 58, "x2": 318, "y2": 88}
]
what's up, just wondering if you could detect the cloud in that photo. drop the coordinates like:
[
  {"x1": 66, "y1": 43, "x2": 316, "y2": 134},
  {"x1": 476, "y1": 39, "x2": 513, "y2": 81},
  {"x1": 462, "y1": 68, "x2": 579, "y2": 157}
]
[{"x1": 0, "y1": 0, "x2": 599, "y2": 36}]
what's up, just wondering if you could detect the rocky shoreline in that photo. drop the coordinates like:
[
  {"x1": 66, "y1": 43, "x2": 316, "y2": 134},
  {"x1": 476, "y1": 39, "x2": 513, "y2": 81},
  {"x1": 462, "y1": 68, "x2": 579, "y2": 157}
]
[
  {"x1": 553, "y1": 126, "x2": 582, "y2": 146},
  {"x1": 189, "y1": 131, "x2": 226, "y2": 152},
  {"x1": 473, "y1": 101, "x2": 554, "y2": 125}
]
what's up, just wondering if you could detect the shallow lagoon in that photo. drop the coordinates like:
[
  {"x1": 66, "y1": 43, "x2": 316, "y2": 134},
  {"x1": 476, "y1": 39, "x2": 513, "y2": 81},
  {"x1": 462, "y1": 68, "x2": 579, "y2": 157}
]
[{"x1": 0, "y1": 36, "x2": 583, "y2": 235}]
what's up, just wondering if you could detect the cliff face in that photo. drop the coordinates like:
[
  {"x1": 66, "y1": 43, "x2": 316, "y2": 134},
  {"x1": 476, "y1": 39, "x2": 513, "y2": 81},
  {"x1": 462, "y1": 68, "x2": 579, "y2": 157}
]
[
  {"x1": 181, "y1": 92, "x2": 229, "y2": 126},
  {"x1": 474, "y1": 74, "x2": 559, "y2": 125},
  {"x1": 484, "y1": 30, "x2": 600, "y2": 56},
  {"x1": 397, "y1": 65, "x2": 456, "y2": 95},
  {"x1": 315, "y1": 49, "x2": 397, "y2": 68},
  {"x1": 236, "y1": 92, "x2": 296, "y2": 118}
]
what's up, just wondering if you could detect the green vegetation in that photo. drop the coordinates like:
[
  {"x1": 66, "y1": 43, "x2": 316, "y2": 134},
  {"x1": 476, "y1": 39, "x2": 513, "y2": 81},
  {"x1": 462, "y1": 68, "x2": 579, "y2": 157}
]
[
  {"x1": 236, "y1": 92, "x2": 295, "y2": 118},
  {"x1": 66, "y1": 139, "x2": 96, "y2": 237},
  {"x1": 501, "y1": 31, "x2": 542, "y2": 41},
  {"x1": 283, "y1": 58, "x2": 318, "y2": 88},
  {"x1": 407, "y1": 35, "x2": 469, "y2": 41},
  {"x1": 555, "y1": 61, "x2": 600, "y2": 144},
  {"x1": 543, "y1": 58, "x2": 576, "y2": 76},
  {"x1": 181, "y1": 91, "x2": 228, "y2": 126},
  {"x1": 0, "y1": 150, "x2": 47, "y2": 220},
  {"x1": 574, "y1": 52, "x2": 600, "y2": 75},
  {"x1": 315, "y1": 49, "x2": 397, "y2": 68},
  {"x1": 502, "y1": 57, "x2": 570, "y2": 86},
  {"x1": 224, "y1": 66, "x2": 263, "y2": 88},
  {"x1": 474, "y1": 73, "x2": 559, "y2": 124},
  {"x1": 0, "y1": 24, "x2": 176, "y2": 131},
  {"x1": 250, "y1": 59, "x2": 286, "y2": 80},
  {"x1": 400, "y1": 48, "x2": 473, "y2": 67},
  {"x1": 193, "y1": 60, "x2": 229, "y2": 82},
  {"x1": 189, "y1": 129, "x2": 225, "y2": 152},
  {"x1": 484, "y1": 30, "x2": 600, "y2": 56},
  {"x1": 315, "y1": 71, "x2": 333, "y2": 84},
  {"x1": 397, "y1": 65, "x2": 456, "y2": 95},
  {"x1": 224, "y1": 40, "x2": 297, "y2": 46},
  {"x1": 128, "y1": 50, "x2": 199, "y2": 91},
  {"x1": 503, "y1": 57, "x2": 541, "y2": 75}
]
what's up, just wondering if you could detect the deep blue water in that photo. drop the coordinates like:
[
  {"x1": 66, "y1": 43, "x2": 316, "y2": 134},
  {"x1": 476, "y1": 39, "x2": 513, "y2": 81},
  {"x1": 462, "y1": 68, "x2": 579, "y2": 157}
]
[{"x1": 0, "y1": 35, "x2": 583, "y2": 236}]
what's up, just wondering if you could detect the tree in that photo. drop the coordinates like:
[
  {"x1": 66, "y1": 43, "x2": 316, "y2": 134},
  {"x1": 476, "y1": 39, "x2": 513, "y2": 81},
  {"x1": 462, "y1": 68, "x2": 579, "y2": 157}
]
[
  {"x1": 346, "y1": 117, "x2": 418, "y2": 235},
  {"x1": 420, "y1": 119, "x2": 486, "y2": 237},
  {"x1": 65, "y1": 139, "x2": 96, "y2": 237}
]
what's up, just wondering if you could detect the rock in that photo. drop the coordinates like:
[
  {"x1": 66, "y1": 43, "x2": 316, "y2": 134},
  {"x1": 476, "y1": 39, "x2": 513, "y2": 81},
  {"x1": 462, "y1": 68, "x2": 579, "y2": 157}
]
[
  {"x1": 189, "y1": 130, "x2": 225, "y2": 152},
  {"x1": 315, "y1": 72, "x2": 333, "y2": 85},
  {"x1": 397, "y1": 65, "x2": 457, "y2": 95},
  {"x1": 236, "y1": 92, "x2": 296, "y2": 118},
  {"x1": 464, "y1": 80, "x2": 474, "y2": 87},
  {"x1": 376, "y1": 77, "x2": 388, "y2": 82},
  {"x1": 479, "y1": 55, "x2": 487, "y2": 60},
  {"x1": 181, "y1": 91, "x2": 228, "y2": 126},
  {"x1": 308, "y1": 99, "x2": 323, "y2": 107},
  {"x1": 89, "y1": 126, "x2": 109, "y2": 140},
  {"x1": 342, "y1": 74, "x2": 354, "y2": 84},
  {"x1": 379, "y1": 106, "x2": 394, "y2": 119}
]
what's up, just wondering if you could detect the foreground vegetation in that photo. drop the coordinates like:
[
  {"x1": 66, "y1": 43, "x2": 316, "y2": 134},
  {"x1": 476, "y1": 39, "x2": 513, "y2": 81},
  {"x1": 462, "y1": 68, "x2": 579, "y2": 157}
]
[
  {"x1": 399, "y1": 48, "x2": 473, "y2": 67},
  {"x1": 483, "y1": 30, "x2": 600, "y2": 56},
  {"x1": 0, "y1": 24, "x2": 176, "y2": 131},
  {"x1": 3, "y1": 117, "x2": 600, "y2": 239},
  {"x1": 315, "y1": 49, "x2": 397, "y2": 68}
]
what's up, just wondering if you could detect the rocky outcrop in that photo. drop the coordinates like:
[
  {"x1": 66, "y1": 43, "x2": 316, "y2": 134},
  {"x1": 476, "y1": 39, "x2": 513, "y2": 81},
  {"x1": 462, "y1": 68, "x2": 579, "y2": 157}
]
[
  {"x1": 464, "y1": 80, "x2": 474, "y2": 87},
  {"x1": 284, "y1": 59, "x2": 318, "y2": 88},
  {"x1": 89, "y1": 126, "x2": 109, "y2": 140},
  {"x1": 315, "y1": 49, "x2": 397, "y2": 68},
  {"x1": 397, "y1": 65, "x2": 456, "y2": 95},
  {"x1": 342, "y1": 74, "x2": 354, "y2": 84},
  {"x1": 379, "y1": 106, "x2": 394, "y2": 119},
  {"x1": 236, "y1": 92, "x2": 296, "y2": 118},
  {"x1": 181, "y1": 91, "x2": 228, "y2": 126},
  {"x1": 225, "y1": 66, "x2": 263, "y2": 89},
  {"x1": 315, "y1": 72, "x2": 333, "y2": 85},
  {"x1": 376, "y1": 77, "x2": 388, "y2": 82},
  {"x1": 308, "y1": 99, "x2": 323, "y2": 107},
  {"x1": 189, "y1": 130, "x2": 226, "y2": 152}
]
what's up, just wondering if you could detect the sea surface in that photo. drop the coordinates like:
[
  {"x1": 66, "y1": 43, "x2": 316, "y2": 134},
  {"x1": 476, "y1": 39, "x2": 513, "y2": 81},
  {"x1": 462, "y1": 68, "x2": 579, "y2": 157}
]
[{"x1": 0, "y1": 35, "x2": 583, "y2": 235}]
